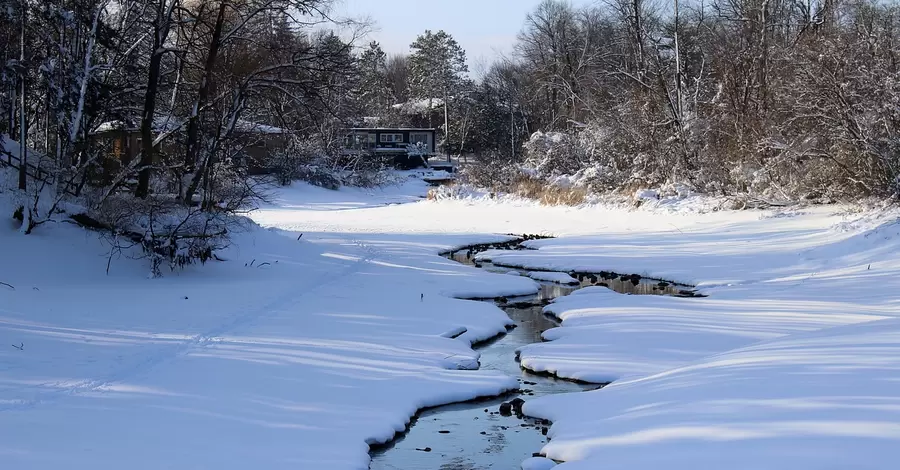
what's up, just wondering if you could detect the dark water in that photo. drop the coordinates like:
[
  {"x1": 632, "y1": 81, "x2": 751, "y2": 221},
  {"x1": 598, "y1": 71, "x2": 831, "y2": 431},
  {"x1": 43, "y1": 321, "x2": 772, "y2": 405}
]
[
  {"x1": 446, "y1": 249, "x2": 696, "y2": 297},
  {"x1": 369, "y1": 241, "x2": 697, "y2": 469},
  {"x1": 369, "y1": 287, "x2": 593, "y2": 470}
]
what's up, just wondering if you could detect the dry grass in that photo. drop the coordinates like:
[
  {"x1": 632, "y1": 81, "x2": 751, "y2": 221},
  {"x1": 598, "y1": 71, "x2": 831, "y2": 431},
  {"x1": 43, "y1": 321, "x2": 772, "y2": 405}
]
[
  {"x1": 425, "y1": 175, "x2": 587, "y2": 206},
  {"x1": 513, "y1": 176, "x2": 587, "y2": 206}
]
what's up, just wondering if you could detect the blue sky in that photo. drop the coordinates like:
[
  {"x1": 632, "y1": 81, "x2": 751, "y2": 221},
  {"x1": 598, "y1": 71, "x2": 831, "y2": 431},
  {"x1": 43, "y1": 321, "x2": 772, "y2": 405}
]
[{"x1": 335, "y1": 0, "x2": 591, "y2": 73}]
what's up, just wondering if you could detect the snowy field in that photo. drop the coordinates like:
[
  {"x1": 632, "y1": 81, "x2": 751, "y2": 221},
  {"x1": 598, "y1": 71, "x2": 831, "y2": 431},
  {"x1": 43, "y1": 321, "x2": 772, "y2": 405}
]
[
  {"x1": 3, "y1": 172, "x2": 900, "y2": 469},
  {"x1": 0, "y1": 175, "x2": 537, "y2": 469},
  {"x1": 257, "y1": 184, "x2": 900, "y2": 468}
]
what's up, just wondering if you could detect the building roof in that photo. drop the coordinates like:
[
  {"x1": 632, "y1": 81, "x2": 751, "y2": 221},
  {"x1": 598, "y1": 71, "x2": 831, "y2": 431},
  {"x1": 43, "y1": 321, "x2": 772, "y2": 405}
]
[
  {"x1": 346, "y1": 128, "x2": 436, "y2": 132},
  {"x1": 93, "y1": 117, "x2": 287, "y2": 135},
  {"x1": 392, "y1": 98, "x2": 444, "y2": 115}
]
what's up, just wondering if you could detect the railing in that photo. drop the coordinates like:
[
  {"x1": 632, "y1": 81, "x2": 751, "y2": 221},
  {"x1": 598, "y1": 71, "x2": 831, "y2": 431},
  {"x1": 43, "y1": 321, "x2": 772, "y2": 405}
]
[{"x1": 2, "y1": 151, "x2": 80, "y2": 196}]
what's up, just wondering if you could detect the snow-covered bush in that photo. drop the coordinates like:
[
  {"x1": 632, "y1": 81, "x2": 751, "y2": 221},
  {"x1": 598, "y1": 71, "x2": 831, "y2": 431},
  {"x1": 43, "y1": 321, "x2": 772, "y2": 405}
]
[
  {"x1": 72, "y1": 156, "x2": 264, "y2": 277},
  {"x1": 83, "y1": 194, "x2": 235, "y2": 278},
  {"x1": 520, "y1": 121, "x2": 669, "y2": 195},
  {"x1": 458, "y1": 152, "x2": 523, "y2": 190},
  {"x1": 270, "y1": 136, "x2": 393, "y2": 189},
  {"x1": 270, "y1": 139, "x2": 329, "y2": 186},
  {"x1": 523, "y1": 131, "x2": 589, "y2": 177}
]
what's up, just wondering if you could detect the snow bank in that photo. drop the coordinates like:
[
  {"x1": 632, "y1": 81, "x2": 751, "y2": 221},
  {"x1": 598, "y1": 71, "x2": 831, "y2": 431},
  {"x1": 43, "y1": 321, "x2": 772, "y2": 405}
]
[
  {"x1": 510, "y1": 207, "x2": 900, "y2": 469},
  {"x1": 518, "y1": 287, "x2": 884, "y2": 383},
  {"x1": 484, "y1": 206, "x2": 886, "y2": 287},
  {"x1": 526, "y1": 318, "x2": 900, "y2": 469},
  {"x1": 526, "y1": 271, "x2": 579, "y2": 285},
  {"x1": 522, "y1": 456, "x2": 557, "y2": 469}
]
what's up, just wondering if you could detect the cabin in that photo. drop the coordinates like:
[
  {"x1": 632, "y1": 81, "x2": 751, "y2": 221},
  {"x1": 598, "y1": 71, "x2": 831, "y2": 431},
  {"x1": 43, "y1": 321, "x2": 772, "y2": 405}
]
[
  {"x1": 91, "y1": 117, "x2": 288, "y2": 171},
  {"x1": 342, "y1": 128, "x2": 438, "y2": 169}
]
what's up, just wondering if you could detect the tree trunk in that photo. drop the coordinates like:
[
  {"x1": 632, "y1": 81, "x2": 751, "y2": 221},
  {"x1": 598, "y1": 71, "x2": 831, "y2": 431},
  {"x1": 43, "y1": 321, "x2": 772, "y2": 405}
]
[
  {"x1": 182, "y1": 1, "x2": 227, "y2": 206},
  {"x1": 632, "y1": 0, "x2": 645, "y2": 78},
  {"x1": 18, "y1": 0, "x2": 26, "y2": 191},
  {"x1": 673, "y1": 0, "x2": 683, "y2": 121},
  {"x1": 135, "y1": 49, "x2": 163, "y2": 198},
  {"x1": 135, "y1": 0, "x2": 177, "y2": 199}
]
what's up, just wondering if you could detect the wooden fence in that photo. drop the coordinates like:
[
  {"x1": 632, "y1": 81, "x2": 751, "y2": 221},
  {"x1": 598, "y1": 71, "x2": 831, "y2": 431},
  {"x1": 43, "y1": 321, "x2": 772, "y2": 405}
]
[{"x1": 2, "y1": 151, "x2": 80, "y2": 197}]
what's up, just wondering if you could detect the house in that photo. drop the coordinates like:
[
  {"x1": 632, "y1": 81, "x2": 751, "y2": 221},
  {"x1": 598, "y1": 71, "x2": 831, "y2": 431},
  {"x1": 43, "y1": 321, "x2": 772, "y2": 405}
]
[
  {"x1": 342, "y1": 127, "x2": 437, "y2": 169},
  {"x1": 91, "y1": 117, "x2": 288, "y2": 170}
]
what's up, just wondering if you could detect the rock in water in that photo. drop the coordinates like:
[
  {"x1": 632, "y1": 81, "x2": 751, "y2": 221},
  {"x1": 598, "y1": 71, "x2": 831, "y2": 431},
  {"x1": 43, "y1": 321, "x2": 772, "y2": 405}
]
[
  {"x1": 498, "y1": 402, "x2": 513, "y2": 416},
  {"x1": 509, "y1": 397, "x2": 526, "y2": 413}
]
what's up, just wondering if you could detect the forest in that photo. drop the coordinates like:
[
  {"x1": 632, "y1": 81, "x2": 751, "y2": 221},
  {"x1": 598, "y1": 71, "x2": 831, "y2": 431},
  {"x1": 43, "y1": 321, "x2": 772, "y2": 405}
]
[{"x1": 1, "y1": 0, "x2": 899, "y2": 267}]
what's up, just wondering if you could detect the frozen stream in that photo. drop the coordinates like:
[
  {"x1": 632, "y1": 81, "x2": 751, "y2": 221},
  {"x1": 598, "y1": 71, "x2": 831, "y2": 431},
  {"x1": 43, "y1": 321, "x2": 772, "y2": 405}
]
[{"x1": 369, "y1": 239, "x2": 697, "y2": 470}]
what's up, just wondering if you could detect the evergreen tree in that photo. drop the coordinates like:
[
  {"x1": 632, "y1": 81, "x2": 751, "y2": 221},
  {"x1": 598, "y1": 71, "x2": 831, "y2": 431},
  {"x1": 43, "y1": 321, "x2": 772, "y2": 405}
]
[
  {"x1": 356, "y1": 41, "x2": 391, "y2": 119},
  {"x1": 408, "y1": 30, "x2": 468, "y2": 158}
]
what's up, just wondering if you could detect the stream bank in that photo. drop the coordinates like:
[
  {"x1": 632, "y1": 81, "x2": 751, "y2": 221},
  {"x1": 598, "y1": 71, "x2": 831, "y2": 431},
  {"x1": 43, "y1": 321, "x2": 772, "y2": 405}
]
[{"x1": 369, "y1": 237, "x2": 699, "y2": 469}]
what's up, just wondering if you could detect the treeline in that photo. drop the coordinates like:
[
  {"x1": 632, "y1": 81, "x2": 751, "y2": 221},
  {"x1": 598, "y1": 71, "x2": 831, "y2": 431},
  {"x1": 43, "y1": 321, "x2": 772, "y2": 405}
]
[
  {"x1": 504, "y1": 0, "x2": 900, "y2": 200},
  {"x1": 0, "y1": 0, "x2": 897, "y2": 251},
  {"x1": 363, "y1": 0, "x2": 900, "y2": 201},
  {"x1": 0, "y1": 0, "x2": 362, "y2": 273},
  {"x1": 0, "y1": 0, "x2": 362, "y2": 198}
]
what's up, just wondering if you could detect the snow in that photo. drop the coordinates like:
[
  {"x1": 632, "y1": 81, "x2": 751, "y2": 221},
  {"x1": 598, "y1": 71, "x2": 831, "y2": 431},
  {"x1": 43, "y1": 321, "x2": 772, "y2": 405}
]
[
  {"x1": 5, "y1": 154, "x2": 900, "y2": 469},
  {"x1": 392, "y1": 97, "x2": 444, "y2": 114},
  {"x1": 0, "y1": 170, "x2": 535, "y2": 469},
  {"x1": 255, "y1": 184, "x2": 900, "y2": 469},
  {"x1": 234, "y1": 119, "x2": 286, "y2": 134},
  {"x1": 526, "y1": 271, "x2": 579, "y2": 285},
  {"x1": 634, "y1": 188, "x2": 659, "y2": 200},
  {"x1": 522, "y1": 456, "x2": 558, "y2": 469},
  {"x1": 91, "y1": 117, "x2": 285, "y2": 134},
  {"x1": 517, "y1": 286, "x2": 884, "y2": 383},
  {"x1": 525, "y1": 318, "x2": 900, "y2": 469}
]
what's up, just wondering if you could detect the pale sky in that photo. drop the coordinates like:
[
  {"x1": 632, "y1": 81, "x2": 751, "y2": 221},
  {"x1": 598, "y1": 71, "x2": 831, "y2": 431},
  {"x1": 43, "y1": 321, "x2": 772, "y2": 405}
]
[{"x1": 335, "y1": 0, "x2": 593, "y2": 74}]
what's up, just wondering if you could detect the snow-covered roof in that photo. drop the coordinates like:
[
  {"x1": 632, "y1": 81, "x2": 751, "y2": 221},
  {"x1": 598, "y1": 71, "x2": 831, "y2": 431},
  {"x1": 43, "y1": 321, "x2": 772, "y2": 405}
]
[
  {"x1": 92, "y1": 117, "x2": 287, "y2": 135},
  {"x1": 346, "y1": 127, "x2": 436, "y2": 132},
  {"x1": 234, "y1": 120, "x2": 287, "y2": 134},
  {"x1": 392, "y1": 98, "x2": 445, "y2": 115},
  {"x1": 92, "y1": 117, "x2": 181, "y2": 134}
]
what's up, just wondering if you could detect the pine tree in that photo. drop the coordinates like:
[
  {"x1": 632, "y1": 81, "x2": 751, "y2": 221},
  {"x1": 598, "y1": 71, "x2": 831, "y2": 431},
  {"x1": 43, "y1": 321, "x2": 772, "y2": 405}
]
[
  {"x1": 408, "y1": 30, "x2": 468, "y2": 159},
  {"x1": 357, "y1": 41, "x2": 390, "y2": 119}
]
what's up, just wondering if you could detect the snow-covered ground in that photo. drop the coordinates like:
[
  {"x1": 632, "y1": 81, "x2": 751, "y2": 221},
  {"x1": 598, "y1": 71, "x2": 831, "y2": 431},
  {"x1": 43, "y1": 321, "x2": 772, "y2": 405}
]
[
  {"x1": 525, "y1": 271, "x2": 580, "y2": 285},
  {"x1": 0, "y1": 175, "x2": 537, "y2": 469},
  {"x1": 4, "y1": 167, "x2": 900, "y2": 469},
  {"x1": 528, "y1": 317, "x2": 900, "y2": 469},
  {"x1": 259, "y1": 187, "x2": 900, "y2": 468}
]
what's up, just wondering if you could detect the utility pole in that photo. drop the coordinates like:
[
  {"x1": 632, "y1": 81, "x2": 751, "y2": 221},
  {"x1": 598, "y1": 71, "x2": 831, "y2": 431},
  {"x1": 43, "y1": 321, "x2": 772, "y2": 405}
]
[
  {"x1": 510, "y1": 93, "x2": 515, "y2": 159},
  {"x1": 443, "y1": 87, "x2": 450, "y2": 162}
]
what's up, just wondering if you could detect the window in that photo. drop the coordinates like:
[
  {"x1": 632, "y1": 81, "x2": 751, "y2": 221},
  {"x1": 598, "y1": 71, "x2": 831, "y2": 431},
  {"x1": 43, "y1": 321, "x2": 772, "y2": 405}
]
[
  {"x1": 410, "y1": 133, "x2": 430, "y2": 145},
  {"x1": 344, "y1": 133, "x2": 375, "y2": 149},
  {"x1": 379, "y1": 133, "x2": 404, "y2": 143}
]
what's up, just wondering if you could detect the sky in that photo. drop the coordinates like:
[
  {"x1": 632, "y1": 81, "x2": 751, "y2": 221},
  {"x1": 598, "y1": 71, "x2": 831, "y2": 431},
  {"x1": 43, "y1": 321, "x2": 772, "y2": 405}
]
[{"x1": 334, "y1": 0, "x2": 592, "y2": 75}]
